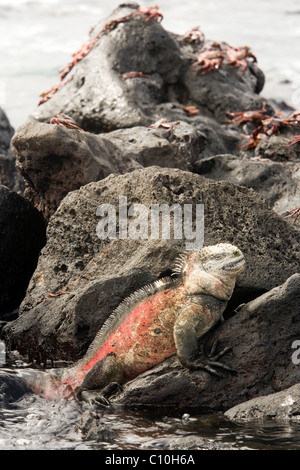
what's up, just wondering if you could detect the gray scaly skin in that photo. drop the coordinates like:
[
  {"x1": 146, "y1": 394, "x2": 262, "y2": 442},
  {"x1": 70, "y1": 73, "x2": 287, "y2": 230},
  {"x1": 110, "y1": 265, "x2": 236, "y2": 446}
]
[{"x1": 1, "y1": 243, "x2": 245, "y2": 403}]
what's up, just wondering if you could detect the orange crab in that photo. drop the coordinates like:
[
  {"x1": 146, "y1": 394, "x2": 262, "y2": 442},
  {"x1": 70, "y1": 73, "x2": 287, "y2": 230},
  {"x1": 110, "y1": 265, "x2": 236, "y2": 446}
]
[
  {"x1": 137, "y1": 5, "x2": 163, "y2": 22},
  {"x1": 225, "y1": 45, "x2": 257, "y2": 73},
  {"x1": 50, "y1": 113, "x2": 83, "y2": 131}
]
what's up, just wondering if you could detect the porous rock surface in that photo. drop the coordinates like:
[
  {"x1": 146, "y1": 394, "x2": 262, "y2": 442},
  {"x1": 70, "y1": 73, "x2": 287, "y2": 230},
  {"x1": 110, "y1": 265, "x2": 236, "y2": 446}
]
[{"x1": 11, "y1": 119, "x2": 205, "y2": 220}]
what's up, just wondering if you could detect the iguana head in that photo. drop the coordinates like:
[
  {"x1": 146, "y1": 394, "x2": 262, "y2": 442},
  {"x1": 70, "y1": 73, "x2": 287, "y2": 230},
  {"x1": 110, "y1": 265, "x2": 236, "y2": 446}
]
[
  {"x1": 177, "y1": 243, "x2": 245, "y2": 300},
  {"x1": 197, "y1": 243, "x2": 245, "y2": 277}
]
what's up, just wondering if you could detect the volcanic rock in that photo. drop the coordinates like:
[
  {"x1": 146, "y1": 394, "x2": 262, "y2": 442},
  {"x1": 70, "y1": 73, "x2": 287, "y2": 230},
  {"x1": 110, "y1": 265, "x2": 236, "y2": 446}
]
[
  {"x1": 11, "y1": 119, "x2": 205, "y2": 220},
  {"x1": 33, "y1": 3, "x2": 266, "y2": 132}
]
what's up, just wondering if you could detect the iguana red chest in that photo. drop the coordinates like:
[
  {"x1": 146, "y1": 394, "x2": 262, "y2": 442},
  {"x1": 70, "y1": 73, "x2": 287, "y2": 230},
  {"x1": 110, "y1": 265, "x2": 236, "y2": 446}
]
[{"x1": 76, "y1": 285, "x2": 186, "y2": 381}]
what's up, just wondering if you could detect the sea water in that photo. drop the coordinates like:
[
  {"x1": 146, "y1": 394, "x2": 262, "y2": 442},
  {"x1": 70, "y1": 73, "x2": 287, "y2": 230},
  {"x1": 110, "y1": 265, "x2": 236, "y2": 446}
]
[{"x1": 0, "y1": 0, "x2": 300, "y2": 129}]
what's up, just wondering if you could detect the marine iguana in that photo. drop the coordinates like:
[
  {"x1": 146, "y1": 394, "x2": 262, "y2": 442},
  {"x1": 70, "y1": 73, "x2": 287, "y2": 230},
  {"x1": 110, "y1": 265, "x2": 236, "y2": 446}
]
[{"x1": 2, "y1": 243, "x2": 245, "y2": 403}]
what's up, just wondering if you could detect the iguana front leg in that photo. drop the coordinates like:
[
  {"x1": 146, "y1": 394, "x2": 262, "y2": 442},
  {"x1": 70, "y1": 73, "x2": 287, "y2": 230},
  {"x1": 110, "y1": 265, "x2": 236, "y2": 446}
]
[{"x1": 173, "y1": 303, "x2": 235, "y2": 377}]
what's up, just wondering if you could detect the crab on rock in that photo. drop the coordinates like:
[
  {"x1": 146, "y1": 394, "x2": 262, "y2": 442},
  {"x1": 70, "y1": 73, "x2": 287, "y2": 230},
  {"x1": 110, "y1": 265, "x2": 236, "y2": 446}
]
[
  {"x1": 225, "y1": 45, "x2": 257, "y2": 73},
  {"x1": 50, "y1": 113, "x2": 83, "y2": 130},
  {"x1": 191, "y1": 42, "x2": 224, "y2": 75},
  {"x1": 137, "y1": 5, "x2": 163, "y2": 22}
]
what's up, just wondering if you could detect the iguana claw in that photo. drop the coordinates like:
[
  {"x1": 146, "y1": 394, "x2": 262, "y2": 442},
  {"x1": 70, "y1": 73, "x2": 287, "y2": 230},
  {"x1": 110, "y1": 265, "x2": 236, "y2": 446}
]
[
  {"x1": 77, "y1": 382, "x2": 123, "y2": 406},
  {"x1": 187, "y1": 340, "x2": 236, "y2": 377}
]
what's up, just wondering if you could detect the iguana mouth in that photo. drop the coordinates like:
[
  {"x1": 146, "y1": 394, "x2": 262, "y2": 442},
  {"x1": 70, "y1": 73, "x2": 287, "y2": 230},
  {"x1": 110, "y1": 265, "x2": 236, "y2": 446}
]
[{"x1": 222, "y1": 256, "x2": 245, "y2": 271}]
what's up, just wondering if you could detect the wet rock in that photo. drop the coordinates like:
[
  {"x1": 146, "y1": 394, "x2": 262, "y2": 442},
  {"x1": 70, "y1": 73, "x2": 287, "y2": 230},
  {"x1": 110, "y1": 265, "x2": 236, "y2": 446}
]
[
  {"x1": 33, "y1": 4, "x2": 265, "y2": 132},
  {"x1": 75, "y1": 410, "x2": 116, "y2": 442},
  {"x1": 2, "y1": 167, "x2": 299, "y2": 364},
  {"x1": 0, "y1": 185, "x2": 46, "y2": 317},
  {"x1": 0, "y1": 370, "x2": 31, "y2": 404},
  {"x1": 12, "y1": 119, "x2": 204, "y2": 220},
  {"x1": 225, "y1": 384, "x2": 300, "y2": 422},
  {"x1": 193, "y1": 154, "x2": 300, "y2": 218},
  {"x1": 114, "y1": 273, "x2": 300, "y2": 411}
]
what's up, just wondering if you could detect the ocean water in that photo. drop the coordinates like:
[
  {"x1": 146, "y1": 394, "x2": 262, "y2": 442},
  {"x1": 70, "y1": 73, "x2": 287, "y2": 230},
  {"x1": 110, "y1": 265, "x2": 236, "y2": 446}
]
[{"x1": 0, "y1": 0, "x2": 300, "y2": 129}]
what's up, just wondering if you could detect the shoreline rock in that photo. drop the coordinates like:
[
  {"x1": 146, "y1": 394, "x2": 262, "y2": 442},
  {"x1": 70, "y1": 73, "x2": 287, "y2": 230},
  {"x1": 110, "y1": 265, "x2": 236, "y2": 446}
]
[{"x1": 225, "y1": 384, "x2": 300, "y2": 422}]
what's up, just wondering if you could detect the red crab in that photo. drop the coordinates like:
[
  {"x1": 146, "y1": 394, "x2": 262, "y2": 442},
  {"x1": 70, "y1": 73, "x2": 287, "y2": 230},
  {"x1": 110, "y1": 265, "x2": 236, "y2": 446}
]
[
  {"x1": 120, "y1": 71, "x2": 149, "y2": 80},
  {"x1": 285, "y1": 206, "x2": 300, "y2": 224},
  {"x1": 183, "y1": 105, "x2": 200, "y2": 116},
  {"x1": 50, "y1": 113, "x2": 82, "y2": 130},
  {"x1": 181, "y1": 26, "x2": 205, "y2": 45},
  {"x1": 59, "y1": 38, "x2": 98, "y2": 80},
  {"x1": 262, "y1": 110, "x2": 300, "y2": 136},
  {"x1": 44, "y1": 291, "x2": 70, "y2": 300},
  {"x1": 148, "y1": 117, "x2": 180, "y2": 131},
  {"x1": 38, "y1": 77, "x2": 72, "y2": 106},
  {"x1": 225, "y1": 45, "x2": 257, "y2": 73},
  {"x1": 241, "y1": 126, "x2": 266, "y2": 150},
  {"x1": 103, "y1": 13, "x2": 135, "y2": 33},
  {"x1": 137, "y1": 5, "x2": 163, "y2": 22},
  {"x1": 226, "y1": 102, "x2": 269, "y2": 126},
  {"x1": 191, "y1": 43, "x2": 224, "y2": 75},
  {"x1": 285, "y1": 134, "x2": 300, "y2": 146}
]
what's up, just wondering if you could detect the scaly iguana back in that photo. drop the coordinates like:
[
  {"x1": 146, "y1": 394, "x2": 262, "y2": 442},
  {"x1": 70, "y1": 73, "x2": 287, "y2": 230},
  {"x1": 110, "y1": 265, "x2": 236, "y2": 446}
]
[{"x1": 15, "y1": 243, "x2": 245, "y2": 402}]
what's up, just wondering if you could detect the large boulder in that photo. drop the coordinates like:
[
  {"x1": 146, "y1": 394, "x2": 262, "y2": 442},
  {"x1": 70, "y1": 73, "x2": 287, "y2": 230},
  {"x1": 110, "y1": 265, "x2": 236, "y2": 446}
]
[
  {"x1": 11, "y1": 119, "x2": 205, "y2": 220},
  {"x1": 33, "y1": 3, "x2": 266, "y2": 132},
  {"x1": 114, "y1": 273, "x2": 300, "y2": 411},
  {"x1": 2, "y1": 167, "x2": 299, "y2": 365},
  {"x1": 0, "y1": 185, "x2": 46, "y2": 317}
]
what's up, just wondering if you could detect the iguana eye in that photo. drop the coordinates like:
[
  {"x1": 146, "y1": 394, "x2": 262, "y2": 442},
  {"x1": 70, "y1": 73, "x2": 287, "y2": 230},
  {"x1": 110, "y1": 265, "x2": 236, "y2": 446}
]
[{"x1": 232, "y1": 250, "x2": 241, "y2": 257}]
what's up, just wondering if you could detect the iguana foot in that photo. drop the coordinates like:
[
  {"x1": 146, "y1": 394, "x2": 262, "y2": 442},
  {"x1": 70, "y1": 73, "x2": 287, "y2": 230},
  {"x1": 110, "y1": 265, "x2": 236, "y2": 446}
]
[
  {"x1": 77, "y1": 382, "x2": 123, "y2": 407},
  {"x1": 79, "y1": 389, "x2": 111, "y2": 406},
  {"x1": 183, "y1": 340, "x2": 236, "y2": 378}
]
